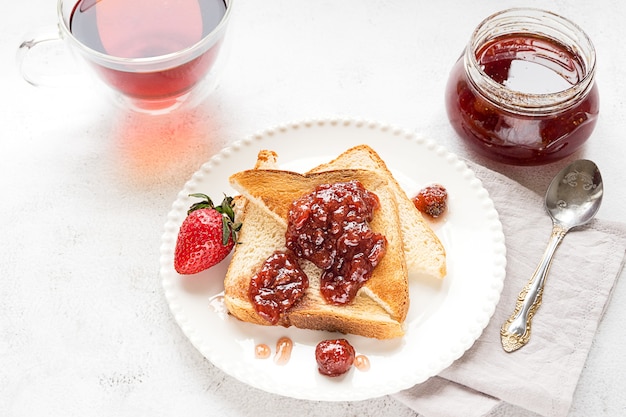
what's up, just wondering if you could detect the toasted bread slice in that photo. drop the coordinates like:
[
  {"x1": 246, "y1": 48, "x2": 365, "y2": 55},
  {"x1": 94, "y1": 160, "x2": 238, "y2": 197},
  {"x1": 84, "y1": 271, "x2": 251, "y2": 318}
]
[
  {"x1": 225, "y1": 150, "x2": 283, "y2": 326},
  {"x1": 307, "y1": 145, "x2": 446, "y2": 280},
  {"x1": 225, "y1": 162, "x2": 408, "y2": 339}
]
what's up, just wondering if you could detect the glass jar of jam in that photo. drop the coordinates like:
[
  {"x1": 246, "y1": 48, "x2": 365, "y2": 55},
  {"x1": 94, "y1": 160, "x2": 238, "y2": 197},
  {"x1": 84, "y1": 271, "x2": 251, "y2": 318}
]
[{"x1": 445, "y1": 8, "x2": 599, "y2": 165}]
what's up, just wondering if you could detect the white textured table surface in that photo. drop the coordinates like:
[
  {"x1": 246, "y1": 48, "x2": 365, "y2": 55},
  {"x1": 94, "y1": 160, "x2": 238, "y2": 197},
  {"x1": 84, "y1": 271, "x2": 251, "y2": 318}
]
[{"x1": 2, "y1": 1, "x2": 625, "y2": 416}]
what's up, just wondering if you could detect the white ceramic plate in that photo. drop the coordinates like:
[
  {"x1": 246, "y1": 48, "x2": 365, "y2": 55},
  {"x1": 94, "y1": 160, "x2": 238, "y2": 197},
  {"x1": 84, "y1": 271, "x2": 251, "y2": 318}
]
[{"x1": 160, "y1": 119, "x2": 506, "y2": 401}]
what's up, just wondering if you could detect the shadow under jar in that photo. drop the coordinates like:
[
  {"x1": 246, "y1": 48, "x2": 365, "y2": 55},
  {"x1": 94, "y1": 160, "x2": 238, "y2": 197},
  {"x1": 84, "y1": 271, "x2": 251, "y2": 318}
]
[{"x1": 445, "y1": 8, "x2": 599, "y2": 165}]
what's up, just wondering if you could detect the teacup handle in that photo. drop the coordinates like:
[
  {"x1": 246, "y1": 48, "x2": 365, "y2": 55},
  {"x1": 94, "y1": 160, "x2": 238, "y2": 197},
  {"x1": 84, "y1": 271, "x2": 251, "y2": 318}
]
[{"x1": 17, "y1": 25, "x2": 81, "y2": 87}]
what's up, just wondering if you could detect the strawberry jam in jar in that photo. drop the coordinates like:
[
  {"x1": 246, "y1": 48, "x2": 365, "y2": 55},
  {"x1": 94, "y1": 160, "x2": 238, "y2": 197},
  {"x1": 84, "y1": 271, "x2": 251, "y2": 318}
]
[{"x1": 445, "y1": 8, "x2": 599, "y2": 165}]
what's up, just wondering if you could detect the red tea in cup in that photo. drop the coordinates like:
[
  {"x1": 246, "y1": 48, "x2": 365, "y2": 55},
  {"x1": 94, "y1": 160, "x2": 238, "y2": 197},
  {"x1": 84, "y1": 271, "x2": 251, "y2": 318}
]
[
  {"x1": 70, "y1": 0, "x2": 228, "y2": 105},
  {"x1": 18, "y1": 0, "x2": 233, "y2": 113}
]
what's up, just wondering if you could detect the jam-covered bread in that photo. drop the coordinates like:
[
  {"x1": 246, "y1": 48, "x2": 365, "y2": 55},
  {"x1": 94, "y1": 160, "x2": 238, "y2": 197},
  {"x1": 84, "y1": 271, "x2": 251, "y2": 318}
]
[
  {"x1": 223, "y1": 146, "x2": 447, "y2": 340},
  {"x1": 225, "y1": 153, "x2": 409, "y2": 339},
  {"x1": 308, "y1": 145, "x2": 446, "y2": 281}
]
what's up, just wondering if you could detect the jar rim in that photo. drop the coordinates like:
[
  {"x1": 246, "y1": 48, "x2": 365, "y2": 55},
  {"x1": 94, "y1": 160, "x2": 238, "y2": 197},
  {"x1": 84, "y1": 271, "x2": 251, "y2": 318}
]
[{"x1": 464, "y1": 7, "x2": 596, "y2": 115}]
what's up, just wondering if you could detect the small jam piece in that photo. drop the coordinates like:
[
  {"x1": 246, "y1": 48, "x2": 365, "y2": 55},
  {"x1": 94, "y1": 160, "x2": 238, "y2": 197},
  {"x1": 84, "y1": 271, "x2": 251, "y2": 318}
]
[
  {"x1": 248, "y1": 251, "x2": 308, "y2": 325},
  {"x1": 412, "y1": 184, "x2": 448, "y2": 218},
  {"x1": 315, "y1": 339, "x2": 356, "y2": 377},
  {"x1": 286, "y1": 181, "x2": 386, "y2": 305}
]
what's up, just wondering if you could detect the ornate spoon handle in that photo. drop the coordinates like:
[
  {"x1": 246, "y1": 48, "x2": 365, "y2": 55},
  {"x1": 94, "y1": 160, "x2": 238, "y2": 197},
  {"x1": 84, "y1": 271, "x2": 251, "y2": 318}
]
[{"x1": 500, "y1": 224, "x2": 568, "y2": 352}]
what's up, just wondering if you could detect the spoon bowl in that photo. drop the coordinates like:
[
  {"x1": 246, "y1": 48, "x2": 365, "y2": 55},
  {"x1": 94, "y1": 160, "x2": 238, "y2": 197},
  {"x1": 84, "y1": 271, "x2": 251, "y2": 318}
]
[
  {"x1": 500, "y1": 159, "x2": 603, "y2": 352},
  {"x1": 546, "y1": 159, "x2": 603, "y2": 229}
]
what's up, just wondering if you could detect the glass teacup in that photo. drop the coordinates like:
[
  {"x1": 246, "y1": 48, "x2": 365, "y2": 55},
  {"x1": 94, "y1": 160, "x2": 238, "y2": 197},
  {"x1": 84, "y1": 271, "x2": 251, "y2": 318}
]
[{"x1": 18, "y1": 0, "x2": 234, "y2": 114}]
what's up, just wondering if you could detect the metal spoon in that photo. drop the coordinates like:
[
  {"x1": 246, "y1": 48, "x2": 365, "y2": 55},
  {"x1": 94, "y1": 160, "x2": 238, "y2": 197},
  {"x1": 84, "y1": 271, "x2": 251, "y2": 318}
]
[{"x1": 500, "y1": 159, "x2": 603, "y2": 353}]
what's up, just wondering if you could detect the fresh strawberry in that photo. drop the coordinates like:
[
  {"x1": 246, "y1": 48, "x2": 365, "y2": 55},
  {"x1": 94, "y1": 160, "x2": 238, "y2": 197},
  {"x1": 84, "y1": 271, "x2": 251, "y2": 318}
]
[{"x1": 174, "y1": 193, "x2": 241, "y2": 275}]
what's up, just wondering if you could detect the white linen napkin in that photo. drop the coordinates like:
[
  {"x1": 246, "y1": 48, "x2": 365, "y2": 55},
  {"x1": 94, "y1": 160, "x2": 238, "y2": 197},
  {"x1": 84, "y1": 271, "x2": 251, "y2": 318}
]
[{"x1": 393, "y1": 160, "x2": 626, "y2": 417}]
